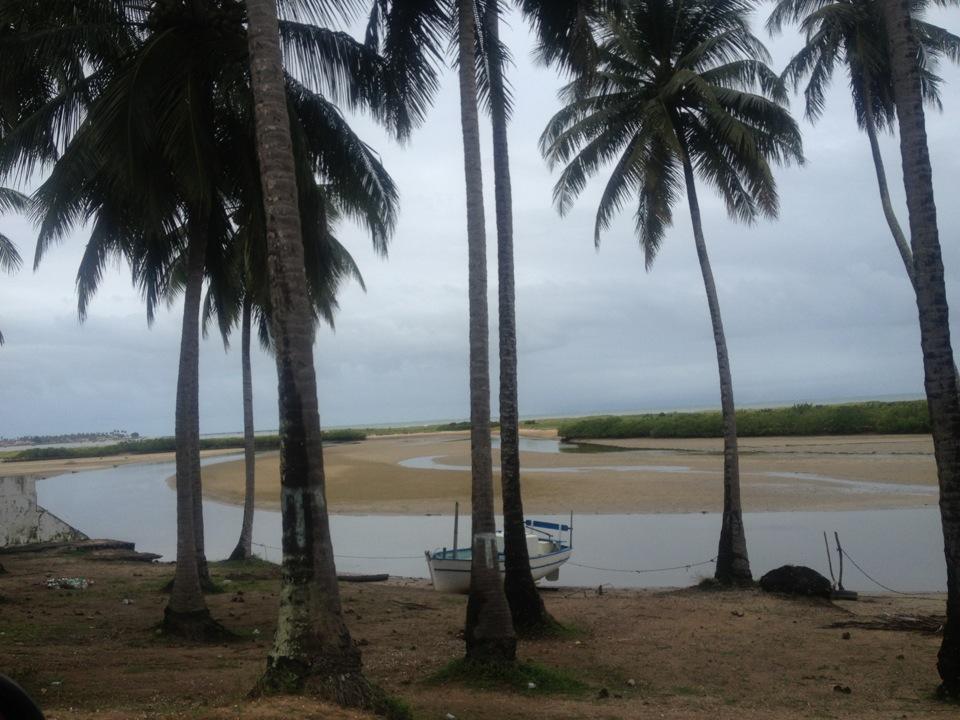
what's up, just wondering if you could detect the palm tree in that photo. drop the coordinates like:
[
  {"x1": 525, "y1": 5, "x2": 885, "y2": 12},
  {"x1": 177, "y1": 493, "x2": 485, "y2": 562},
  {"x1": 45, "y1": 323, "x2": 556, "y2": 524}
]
[
  {"x1": 243, "y1": 0, "x2": 424, "y2": 704},
  {"x1": 365, "y1": 0, "x2": 516, "y2": 659},
  {"x1": 480, "y1": 0, "x2": 555, "y2": 634},
  {"x1": 541, "y1": 0, "x2": 804, "y2": 584},
  {"x1": 486, "y1": 0, "x2": 626, "y2": 634},
  {"x1": 364, "y1": 0, "x2": 619, "y2": 643},
  {"x1": 768, "y1": 0, "x2": 959, "y2": 290},
  {"x1": 455, "y1": 0, "x2": 517, "y2": 661},
  {"x1": 0, "y1": 187, "x2": 27, "y2": 346},
  {"x1": 881, "y1": 0, "x2": 960, "y2": 696}
]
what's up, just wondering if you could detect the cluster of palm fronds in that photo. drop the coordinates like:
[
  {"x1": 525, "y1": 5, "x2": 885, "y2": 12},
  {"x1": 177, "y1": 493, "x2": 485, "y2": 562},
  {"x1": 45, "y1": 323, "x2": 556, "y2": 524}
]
[{"x1": 0, "y1": 0, "x2": 412, "y2": 335}]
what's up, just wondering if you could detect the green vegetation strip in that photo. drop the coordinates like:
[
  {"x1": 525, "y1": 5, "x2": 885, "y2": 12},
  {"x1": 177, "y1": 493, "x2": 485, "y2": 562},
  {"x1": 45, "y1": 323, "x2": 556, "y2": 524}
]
[
  {"x1": 363, "y1": 420, "x2": 498, "y2": 435},
  {"x1": 430, "y1": 659, "x2": 588, "y2": 696},
  {"x1": 557, "y1": 400, "x2": 930, "y2": 440},
  {"x1": 2, "y1": 429, "x2": 365, "y2": 462},
  {"x1": 4, "y1": 400, "x2": 931, "y2": 462}
]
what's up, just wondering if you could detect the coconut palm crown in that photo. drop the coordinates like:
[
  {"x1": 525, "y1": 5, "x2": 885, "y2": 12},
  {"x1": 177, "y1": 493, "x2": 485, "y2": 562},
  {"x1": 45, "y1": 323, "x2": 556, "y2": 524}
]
[
  {"x1": 767, "y1": 0, "x2": 959, "y2": 285},
  {"x1": 542, "y1": 0, "x2": 804, "y2": 263},
  {"x1": 768, "y1": 0, "x2": 959, "y2": 130}
]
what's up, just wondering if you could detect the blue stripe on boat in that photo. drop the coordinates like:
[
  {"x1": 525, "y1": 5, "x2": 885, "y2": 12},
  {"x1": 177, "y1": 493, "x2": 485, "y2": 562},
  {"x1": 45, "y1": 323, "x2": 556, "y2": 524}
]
[{"x1": 525, "y1": 519, "x2": 570, "y2": 531}]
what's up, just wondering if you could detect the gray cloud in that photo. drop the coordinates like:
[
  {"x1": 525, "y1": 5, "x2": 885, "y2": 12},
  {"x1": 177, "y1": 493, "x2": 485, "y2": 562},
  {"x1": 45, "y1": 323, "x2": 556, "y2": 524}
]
[{"x1": 0, "y1": 9, "x2": 957, "y2": 437}]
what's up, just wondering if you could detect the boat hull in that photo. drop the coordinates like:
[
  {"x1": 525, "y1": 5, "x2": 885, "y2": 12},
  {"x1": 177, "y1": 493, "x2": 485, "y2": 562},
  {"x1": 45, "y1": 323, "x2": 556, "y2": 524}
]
[{"x1": 425, "y1": 546, "x2": 572, "y2": 594}]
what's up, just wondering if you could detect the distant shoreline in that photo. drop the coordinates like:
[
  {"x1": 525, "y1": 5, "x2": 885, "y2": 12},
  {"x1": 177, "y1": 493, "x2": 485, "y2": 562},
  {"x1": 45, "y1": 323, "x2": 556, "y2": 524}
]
[{"x1": 0, "y1": 399, "x2": 933, "y2": 466}]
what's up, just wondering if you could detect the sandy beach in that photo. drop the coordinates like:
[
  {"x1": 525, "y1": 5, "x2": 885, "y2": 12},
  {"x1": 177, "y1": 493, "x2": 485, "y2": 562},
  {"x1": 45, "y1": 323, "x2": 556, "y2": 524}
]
[
  {"x1": 0, "y1": 550, "x2": 951, "y2": 719},
  {"x1": 196, "y1": 432, "x2": 938, "y2": 515}
]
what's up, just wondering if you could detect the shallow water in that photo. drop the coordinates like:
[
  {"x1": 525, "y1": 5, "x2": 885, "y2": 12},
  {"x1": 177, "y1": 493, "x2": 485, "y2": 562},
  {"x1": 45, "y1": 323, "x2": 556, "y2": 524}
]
[
  {"x1": 31, "y1": 456, "x2": 946, "y2": 592},
  {"x1": 492, "y1": 436, "x2": 632, "y2": 454}
]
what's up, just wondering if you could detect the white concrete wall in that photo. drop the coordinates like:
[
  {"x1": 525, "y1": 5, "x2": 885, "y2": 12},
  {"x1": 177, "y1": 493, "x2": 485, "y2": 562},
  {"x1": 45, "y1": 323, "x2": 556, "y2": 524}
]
[{"x1": 0, "y1": 476, "x2": 87, "y2": 546}]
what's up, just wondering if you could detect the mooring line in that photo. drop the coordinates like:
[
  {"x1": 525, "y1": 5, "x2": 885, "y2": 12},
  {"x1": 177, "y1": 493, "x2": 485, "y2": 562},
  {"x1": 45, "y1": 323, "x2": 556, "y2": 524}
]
[
  {"x1": 840, "y1": 548, "x2": 939, "y2": 599},
  {"x1": 568, "y1": 557, "x2": 717, "y2": 574}
]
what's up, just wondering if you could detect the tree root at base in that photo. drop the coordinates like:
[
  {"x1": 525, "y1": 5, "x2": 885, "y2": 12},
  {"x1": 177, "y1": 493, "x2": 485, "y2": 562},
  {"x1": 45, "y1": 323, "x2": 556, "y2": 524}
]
[{"x1": 251, "y1": 656, "x2": 408, "y2": 717}]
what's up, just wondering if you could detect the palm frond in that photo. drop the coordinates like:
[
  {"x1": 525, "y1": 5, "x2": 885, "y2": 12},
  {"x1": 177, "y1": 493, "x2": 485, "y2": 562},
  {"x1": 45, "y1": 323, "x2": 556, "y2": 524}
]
[
  {"x1": 0, "y1": 233, "x2": 22, "y2": 272},
  {"x1": 520, "y1": 0, "x2": 626, "y2": 72},
  {"x1": 364, "y1": 0, "x2": 449, "y2": 139},
  {"x1": 287, "y1": 76, "x2": 398, "y2": 255},
  {"x1": 279, "y1": 21, "x2": 383, "y2": 113},
  {"x1": 770, "y1": 0, "x2": 958, "y2": 132}
]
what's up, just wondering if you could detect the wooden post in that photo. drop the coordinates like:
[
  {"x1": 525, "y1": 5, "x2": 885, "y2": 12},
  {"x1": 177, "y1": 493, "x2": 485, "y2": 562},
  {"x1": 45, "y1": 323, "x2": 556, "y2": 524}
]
[
  {"x1": 453, "y1": 501, "x2": 459, "y2": 557},
  {"x1": 823, "y1": 531, "x2": 835, "y2": 587},
  {"x1": 834, "y1": 531, "x2": 845, "y2": 591}
]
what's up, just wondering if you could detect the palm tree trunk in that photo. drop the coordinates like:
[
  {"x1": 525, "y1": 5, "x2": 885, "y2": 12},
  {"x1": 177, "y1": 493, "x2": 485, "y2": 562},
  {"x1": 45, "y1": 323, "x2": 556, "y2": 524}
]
[
  {"x1": 162, "y1": 218, "x2": 223, "y2": 639},
  {"x1": 244, "y1": 0, "x2": 376, "y2": 706},
  {"x1": 863, "y1": 101, "x2": 960, "y2": 393},
  {"x1": 862, "y1": 100, "x2": 915, "y2": 287},
  {"x1": 193, "y1": 440, "x2": 210, "y2": 588},
  {"x1": 882, "y1": 0, "x2": 960, "y2": 696},
  {"x1": 483, "y1": 0, "x2": 553, "y2": 634},
  {"x1": 229, "y1": 295, "x2": 256, "y2": 562},
  {"x1": 677, "y1": 144, "x2": 751, "y2": 585},
  {"x1": 457, "y1": 0, "x2": 516, "y2": 663}
]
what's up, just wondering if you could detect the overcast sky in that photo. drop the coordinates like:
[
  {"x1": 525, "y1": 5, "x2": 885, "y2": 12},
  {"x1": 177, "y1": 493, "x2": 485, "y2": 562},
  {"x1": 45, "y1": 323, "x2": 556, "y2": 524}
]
[{"x1": 0, "y1": 7, "x2": 958, "y2": 439}]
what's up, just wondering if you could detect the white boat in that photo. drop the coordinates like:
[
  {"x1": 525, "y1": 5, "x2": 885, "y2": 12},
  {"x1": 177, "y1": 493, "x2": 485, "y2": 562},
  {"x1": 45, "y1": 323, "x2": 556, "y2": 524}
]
[{"x1": 425, "y1": 512, "x2": 573, "y2": 594}]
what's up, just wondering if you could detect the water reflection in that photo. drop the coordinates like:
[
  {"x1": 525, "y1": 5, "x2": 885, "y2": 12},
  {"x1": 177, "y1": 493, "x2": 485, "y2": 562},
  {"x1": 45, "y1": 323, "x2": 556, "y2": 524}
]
[{"x1": 491, "y1": 437, "x2": 632, "y2": 454}]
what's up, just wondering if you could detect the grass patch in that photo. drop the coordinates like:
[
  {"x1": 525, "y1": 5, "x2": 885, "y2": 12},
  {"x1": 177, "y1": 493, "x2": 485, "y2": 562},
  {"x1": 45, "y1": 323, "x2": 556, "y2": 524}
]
[
  {"x1": 547, "y1": 620, "x2": 587, "y2": 639},
  {"x1": 429, "y1": 658, "x2": 588, "y2": 696},
  {"x1": 212, "y1": 556, "x2": 279, "y2": 573},
  {"x1": 518, "y1": 418, "x2": 565, "y2": 430},
  {"x1": 378, "y1": 694, "x2": 414, "y2": 720},
  {"x1": 210, "y1": 557, "x2": 281, "y2": 593},
  {"x1": 517, "y1": 618, "x2": 585, "y2": 641},
  {"x1": 557, "y1": 400, "x2": 930, "y2": 440}
]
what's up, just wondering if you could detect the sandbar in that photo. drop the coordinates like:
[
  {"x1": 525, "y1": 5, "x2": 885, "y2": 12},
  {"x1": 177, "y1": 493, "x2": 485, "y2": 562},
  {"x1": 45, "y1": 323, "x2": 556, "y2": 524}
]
[{"x1": 197, "y1": 432, "x2": 938, "y2": 515}]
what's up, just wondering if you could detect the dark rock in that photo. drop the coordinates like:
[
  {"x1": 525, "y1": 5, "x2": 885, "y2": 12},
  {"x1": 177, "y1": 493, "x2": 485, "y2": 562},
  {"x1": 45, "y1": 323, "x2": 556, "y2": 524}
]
[{"x1": 759, "y1": 565, "x2": 831, "y2": 598}]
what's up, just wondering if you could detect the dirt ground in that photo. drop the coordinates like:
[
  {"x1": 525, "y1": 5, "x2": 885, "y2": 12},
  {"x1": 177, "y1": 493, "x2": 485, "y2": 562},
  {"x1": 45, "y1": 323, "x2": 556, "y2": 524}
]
[
  {"x1": 0, "y1": 551, "x2": 954, "y2": 720},
  {"x1": 197, "y1": 432, "x2": 939, "y2": 515}
]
